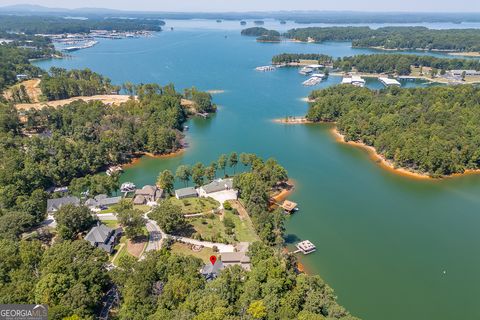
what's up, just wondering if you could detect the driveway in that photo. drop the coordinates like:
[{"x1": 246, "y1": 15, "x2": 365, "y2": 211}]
[{"x1": 205, "y1": 190, "x2": 238, "y2": 208}]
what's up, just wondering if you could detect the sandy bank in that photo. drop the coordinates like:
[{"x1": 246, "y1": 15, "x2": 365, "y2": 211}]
[
  {"x1": 448, "y1": 52, "x2": 480, "y2": 57},
  {"x1": 123, "y1": 148, "x2": 186, "y2": 168},
  {"x1": 15, "y1": 94, "x2": 134, "y2": 110},
  {"x1": 273, "y1": 117, "x2": 314, "y2": 124},
  {"x1": 330, "y1": 128, "x2": 433, "y2": 180}
]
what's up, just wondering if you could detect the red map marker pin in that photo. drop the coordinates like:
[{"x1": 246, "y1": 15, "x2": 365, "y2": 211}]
[{"x1": 209, "y1": 255, "x2": 217, "y2": 265}]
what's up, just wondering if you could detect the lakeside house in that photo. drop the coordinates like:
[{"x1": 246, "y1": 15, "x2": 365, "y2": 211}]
[
  {"x1": 133, "y1": 185, "x2": 164, "y2": 205},
  {"x1": 85, "y1": 194, "x2": 122, "y2": 211},
  {"x1": 198, "y1": 178, "x2": 234, "y2": 196},
  {"x1": 84, "y1": 223, "x2": 122, "y2": 253},
  {"x1": 175, "y1": 187, "x2": 198, "y2": 199},
  {"x1": 200, "y1": 259, "x2": 224, "y2": 281},
  {"x1": 46, "y1": 196, "x2": 80, "y2": 213},
  {"x1": 220, "y1": 252, "x2": 251, "y2": 271}
]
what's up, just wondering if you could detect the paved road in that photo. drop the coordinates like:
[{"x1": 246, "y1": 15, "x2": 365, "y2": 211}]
[{"x1": 141, "y1": 211, "x2": 166, "y2": 259}]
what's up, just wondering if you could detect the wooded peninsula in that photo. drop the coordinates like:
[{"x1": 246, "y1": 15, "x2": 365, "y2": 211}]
[{"x1": 306, "y1": 85, "x2": 480, "y2": 177}]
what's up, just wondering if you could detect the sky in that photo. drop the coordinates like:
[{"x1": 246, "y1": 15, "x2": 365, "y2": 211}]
[{"x1": 1, "y1": 0, "x2": 479, "y2": 12}]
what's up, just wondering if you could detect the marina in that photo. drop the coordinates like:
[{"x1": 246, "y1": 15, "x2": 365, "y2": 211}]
[{"x1": 302, "y1": 74, "x2": 325, "y2": 86}]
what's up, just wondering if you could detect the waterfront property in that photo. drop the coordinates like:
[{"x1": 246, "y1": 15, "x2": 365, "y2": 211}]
[
  {"x1": 200, "y1": 259, "x2": 224, "y2": 281},
  {"x1": 46, "y1": 196, "x2": 80, "y2": 213},
  {"x1": 84, "y1": 223, "x2": 122, "y2": 253},
  {"x1": 220, "y1": 251, "x2": 251, "y2": 271},
  {"x1": 175, "y1": 187, "x2": 199, "y2": 199},
  {"x1": 85, "y1": 194, "x2": 122, "y2": 211},
  {"x1": 133, "y1": 185, "x2": 164, "y2": 205},
  {"x1": 199, "y1": 178, "x2": 234, "y2": 196}
]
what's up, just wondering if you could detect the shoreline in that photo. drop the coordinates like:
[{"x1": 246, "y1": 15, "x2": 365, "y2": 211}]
[
  {"x1": 273, "y1": 118, "x2": 480, "y2": 180},
  {"x1": 122, "y1": 148, "x2": 186, "y2": 169},
  {"x1": 330, "y1": 128, "x2": 480, "y2": 180},
  {"x1": 330, "y1": 128, "x2": 432, "y2": 180}
]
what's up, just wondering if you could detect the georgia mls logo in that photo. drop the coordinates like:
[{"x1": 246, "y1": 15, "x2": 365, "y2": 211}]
[{"x1": 0, "y1": 304, "x2": 48, "y2": 320}]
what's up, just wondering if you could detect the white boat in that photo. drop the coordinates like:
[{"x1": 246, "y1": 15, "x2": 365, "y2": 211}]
[
  {"x1": 299, "y1": 67, "x2": 314, "y2": 75},
  {"x1": 106, "y1": 166, "x2": 123, "y2": 176},
  {"x1": 255, "y1": 65, "x2": 276, "y2": 72},
  {"x1": 120, "y1": 182, "x2": 136, "y2": 193}
]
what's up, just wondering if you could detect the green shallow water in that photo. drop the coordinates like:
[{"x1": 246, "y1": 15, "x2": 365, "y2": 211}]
[{"x1": 34, "y1": 23, "x2": 480, "y2": 320}]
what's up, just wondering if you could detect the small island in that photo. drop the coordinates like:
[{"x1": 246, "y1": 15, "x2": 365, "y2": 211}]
[{"x1": 241, "y1": 27, "x2": 282, "y2": 42}]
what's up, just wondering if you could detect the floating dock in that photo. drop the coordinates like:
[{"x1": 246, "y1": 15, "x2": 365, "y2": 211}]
[
  {"x1": 281, "y1": 200, "x2": 299, "y2": 214},
  {"x1": 294, "y1": 240, "x2": 316, "y2": 255},
  {"x1": 341, "y1": 75, "x2": 366, "y2": 87},
  {"x1": 379, "y1": 77, "x2": 401, "y2": 87}
]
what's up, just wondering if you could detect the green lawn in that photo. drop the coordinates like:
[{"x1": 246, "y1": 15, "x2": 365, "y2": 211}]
[
  {"x1": 187, "y1": 209, "x2": 257, "y2": 244},
  {"x1": 189, "y1": 213, "x2": 229, "y2": 243},
  {"x1": 167, "y1": 197, "x2": 219, "y2": 214},
  {"x1": 133, "y1": 204, "x2": 151, "y2": 213},
  {"x1": 170, "y1": 242, "x2": 214, "y2": 263},
  {"x1": 102, "y1": 220, "x2": 120, "y2": 228},
  {"x1": 224, "y1": 210, "x2": 258, "y2": 242}
]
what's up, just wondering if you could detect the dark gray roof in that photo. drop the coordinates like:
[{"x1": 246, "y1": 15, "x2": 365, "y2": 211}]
[
  {"x1": 175, "y1": 187, "x2": 198, "y2": 198},
  {"x1": 200, "y1": 260, "x2": 224, "y2": 280},
  {"x1": 200, "y1": 178, "x2": 233, "y2": 194},
  {"x1": 221, "y1": 252, "x2": 250, "y2": 264},
  {"x1": 85, "y1": 195, "x2": 122, "y2": 208},
  {"x1": 85, "y1": 224, "x2": 113, "y2": 244},
  {"x1": 46, "y1": 196, "x2": 80, "y2": 212}
]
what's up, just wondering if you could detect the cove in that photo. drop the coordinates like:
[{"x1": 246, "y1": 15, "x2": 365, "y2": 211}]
[{"x1": 34, "y1": 22, "x2": 480, "y2": 320}]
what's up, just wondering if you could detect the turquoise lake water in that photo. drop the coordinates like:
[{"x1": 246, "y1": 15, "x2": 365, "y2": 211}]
[{"x1": 34, "y1": 22, "x2": 480, "y2": 320}]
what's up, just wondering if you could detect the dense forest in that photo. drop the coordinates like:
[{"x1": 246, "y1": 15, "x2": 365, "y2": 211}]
[
  {"x1": 0, "y1": 38, "x2": 58, "y2": 94},
  {"x1": 333, "y1": 54, "x2": 480, "y2": 75},
  {"x1": 307, "y1": 85, "x2": 480, "y2": 176},
  {"x1": 285, "y1": 26, "x2": 480, "y2": 52},
  {"x1": 40, "y1": 67, "x2": 119, "y2": 100},
  {"x1": 0, "y1": 83, "x2": 192, "y2": 229},
  {"x1": 0, "y1": 15, "x2": 165, "y2": 34},
  {"x1": 272, "y1": 53, "x2": 334, "y2": 65}
]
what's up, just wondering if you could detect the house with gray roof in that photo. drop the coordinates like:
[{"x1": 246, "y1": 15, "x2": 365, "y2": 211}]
[
  {"x1": 175, "y1": 187, "x2": 198, "y2": 199},
  {"x1": 199, "y1": 178, "x2": 233, "y2": 197},
  {"x1": 84, "y1": 223, "x2": 122, "y2": 253},
  {"x1": 221, "y1": 252, "x2": 251, "y2": 271},
  {"x1": 200, "y1": 260, "x2": 224, "y2": 281},
  {"x1": 133, "y1": 185, "x2": 164, "y2": 205},
  {"x1": 46, "y1": 196, "x2": 80, "y2": 213},
  {"x1": 85, "y1": 194, "x2": 122, "y2": 211}
]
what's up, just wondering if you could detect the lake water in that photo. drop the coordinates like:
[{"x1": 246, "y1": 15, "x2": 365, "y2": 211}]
[{"x1": 34, "y1": 22, "x2": 480, "y2": 320}]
